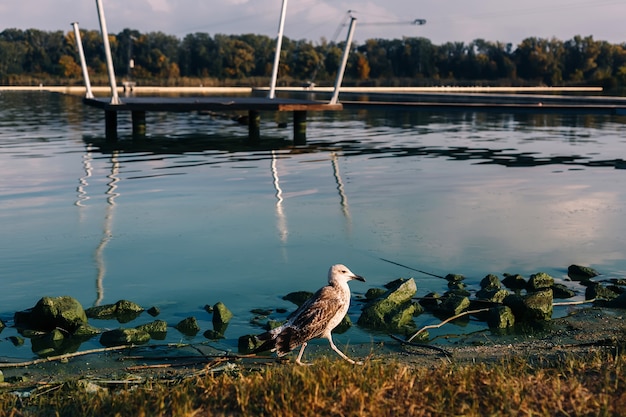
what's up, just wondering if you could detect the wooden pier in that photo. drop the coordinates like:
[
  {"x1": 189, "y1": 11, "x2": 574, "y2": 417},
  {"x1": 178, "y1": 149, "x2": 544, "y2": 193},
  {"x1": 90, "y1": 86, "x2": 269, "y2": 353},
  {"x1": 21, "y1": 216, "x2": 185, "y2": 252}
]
[{"x1": 83, "y1": 96, "x2": 342, "y2": 143}]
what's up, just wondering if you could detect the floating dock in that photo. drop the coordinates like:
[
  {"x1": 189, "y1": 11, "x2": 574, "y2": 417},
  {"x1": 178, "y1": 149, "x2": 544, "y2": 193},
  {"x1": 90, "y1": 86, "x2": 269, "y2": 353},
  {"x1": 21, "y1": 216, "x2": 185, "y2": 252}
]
[{"x1": 82, "y1": 96, "x2": 342, "y2": 142}]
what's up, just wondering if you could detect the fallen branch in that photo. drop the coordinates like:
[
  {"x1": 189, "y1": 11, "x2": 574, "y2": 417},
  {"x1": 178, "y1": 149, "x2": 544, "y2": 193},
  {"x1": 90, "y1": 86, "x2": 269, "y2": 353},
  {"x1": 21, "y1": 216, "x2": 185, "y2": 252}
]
[
  {"x1": 388, "y1": 334, "x2": 452, "y2": 357},
  {"x1": 407, "y1": 308, "x2": 491, "y2": 343},
  {"x1": 0, "y1": 345, "x2": 132, "y2": 369}
]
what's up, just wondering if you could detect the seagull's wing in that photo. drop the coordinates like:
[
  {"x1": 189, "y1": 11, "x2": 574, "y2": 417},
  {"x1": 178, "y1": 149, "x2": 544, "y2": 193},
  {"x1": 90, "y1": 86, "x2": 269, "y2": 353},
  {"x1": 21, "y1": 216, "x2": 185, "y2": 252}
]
[{"x1": 277, "y1": 286, "x2": 347, "y2": 351}]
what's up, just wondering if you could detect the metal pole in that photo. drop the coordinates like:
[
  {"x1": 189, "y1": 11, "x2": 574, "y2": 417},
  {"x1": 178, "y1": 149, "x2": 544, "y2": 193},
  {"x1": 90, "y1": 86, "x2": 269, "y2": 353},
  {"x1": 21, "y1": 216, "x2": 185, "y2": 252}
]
[
  {"x1": 95, "y1": 0, "x2": 120, "y2": 104},
  {"x1": 268, "y1": 0, "x2": 288, "y2": 99},
  {"x1": 71, "y1": 22, "x2": 94, "y2": 99},
  {"x1": 330, "y1": 17, "x2": 357, "y2": 105}
]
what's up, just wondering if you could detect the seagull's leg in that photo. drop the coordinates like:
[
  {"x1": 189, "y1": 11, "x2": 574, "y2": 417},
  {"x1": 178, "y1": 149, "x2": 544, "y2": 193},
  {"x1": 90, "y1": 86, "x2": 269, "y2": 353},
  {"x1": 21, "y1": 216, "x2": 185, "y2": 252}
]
[
  {"x1": 295, "y1": 342, "x2": 310, "y2": 366},
  {"x1": 326, "y1": 335, "x2": 362, "y2": 365}
]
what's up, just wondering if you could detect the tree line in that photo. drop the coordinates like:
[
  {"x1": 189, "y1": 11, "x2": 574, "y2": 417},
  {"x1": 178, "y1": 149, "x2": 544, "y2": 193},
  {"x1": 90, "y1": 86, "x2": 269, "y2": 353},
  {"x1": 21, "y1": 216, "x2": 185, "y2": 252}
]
[{"x1": 1, "y1": 27, "x2": 625, "y2": 90}]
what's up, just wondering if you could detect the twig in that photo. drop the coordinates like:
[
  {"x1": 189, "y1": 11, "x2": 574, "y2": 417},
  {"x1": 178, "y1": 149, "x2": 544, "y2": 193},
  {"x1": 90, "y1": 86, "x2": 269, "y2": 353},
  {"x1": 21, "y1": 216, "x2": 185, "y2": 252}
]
[
  {"x1": 0, "y1": 345, "x2": 132, "y2": 369},
  {"x1": 407, "y1": 308, "x2": 491, "y2": 343},
  {"x1": 552, "y1": 298, "x2": 596, "y2": 307},
  {"x1": 388, "y1": 334, "x2": 452, "y2": 357}
]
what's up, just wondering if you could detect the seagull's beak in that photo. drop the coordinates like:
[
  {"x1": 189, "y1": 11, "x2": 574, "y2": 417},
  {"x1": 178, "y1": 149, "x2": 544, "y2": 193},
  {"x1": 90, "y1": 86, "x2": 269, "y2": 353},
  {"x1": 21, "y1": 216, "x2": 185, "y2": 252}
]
[{"x1": 351, "y1": 274, "x2": 366, "y2": 282}]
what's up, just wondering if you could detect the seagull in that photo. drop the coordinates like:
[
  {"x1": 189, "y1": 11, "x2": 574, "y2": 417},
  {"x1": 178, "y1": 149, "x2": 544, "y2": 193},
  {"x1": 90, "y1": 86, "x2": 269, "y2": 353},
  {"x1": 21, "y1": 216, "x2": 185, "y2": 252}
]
[{"x1": 254, "y1": 264, "x2": 365, "y2": 365}]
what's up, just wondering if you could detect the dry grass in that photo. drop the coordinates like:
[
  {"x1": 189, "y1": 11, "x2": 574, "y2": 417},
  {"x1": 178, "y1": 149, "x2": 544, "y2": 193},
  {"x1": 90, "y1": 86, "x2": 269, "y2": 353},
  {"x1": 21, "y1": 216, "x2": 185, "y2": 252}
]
[{"x1": 1, "y1": 352, "x2": 624, "y2": 417}]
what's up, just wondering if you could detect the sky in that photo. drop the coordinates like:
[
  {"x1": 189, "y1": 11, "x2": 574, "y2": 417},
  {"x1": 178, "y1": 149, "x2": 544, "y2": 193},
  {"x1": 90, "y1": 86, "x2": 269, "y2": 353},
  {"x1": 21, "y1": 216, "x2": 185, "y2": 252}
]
[{"x1": 0, "y1": 0, "x2": 625, "y2": 46}]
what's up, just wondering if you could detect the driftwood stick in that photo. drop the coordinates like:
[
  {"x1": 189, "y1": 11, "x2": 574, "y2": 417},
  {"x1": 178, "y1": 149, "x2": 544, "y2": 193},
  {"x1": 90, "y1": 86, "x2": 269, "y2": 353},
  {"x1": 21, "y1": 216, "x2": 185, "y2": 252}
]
[
  {"x1": 389, "y1": 334, "x2": 452, "y2": 356},
  {"x1": 407, "y1": 308, "x2": 491, "y2": 343},
  {"x1": 0, "y1": 345, "x2": 132, "y2": 369},
  {"x1": 552, "y1": 298, "x2": 595, "y2": 306}
]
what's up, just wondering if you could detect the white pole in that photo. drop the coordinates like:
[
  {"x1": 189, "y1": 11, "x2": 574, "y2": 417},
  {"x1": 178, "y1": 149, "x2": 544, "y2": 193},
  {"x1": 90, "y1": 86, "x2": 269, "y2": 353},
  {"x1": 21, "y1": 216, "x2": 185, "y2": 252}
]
[
  {"x1": 95, "y1": 0, "x2": 120, "y2": 104},
  {"x1": 71, "y1": 22, "x2": 94, "y2": 99},
  {"x1": 330, "y1": 17, "x2": 357, "y2": 105},
  {"x1": 268, "y1": 0, "x2": 288, "y2": 99}
]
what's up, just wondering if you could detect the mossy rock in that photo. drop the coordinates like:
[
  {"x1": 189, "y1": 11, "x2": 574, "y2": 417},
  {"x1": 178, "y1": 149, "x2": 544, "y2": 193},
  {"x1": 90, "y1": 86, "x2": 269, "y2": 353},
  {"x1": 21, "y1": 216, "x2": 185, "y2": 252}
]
[
  {"x1": 85, "y1": 300, "x2": 144, "y2": 323},
  {"x1": 238, "y1": 334, "x2": 263, "y2": 354},
  {"x1": 527, "y1": 272, "x2": 555, "y2": 292},
  {"x1": 175, "y1": 317, "x2": 201, "y2": 336},
  {"x1": 475, "y1": 288, "x2": 509, "y2": 303},
  {"x1": 147, "y1": 306, "x2": 161, "y2": 317},
  {"x1": 332, "y1": 316, "x2": 352, "y2": 334},
  {"x1": 586, "y1": 283, "x2": 619, "y2": 301},
  {"x1": 357, "y1": 278, "x2": 418, "y2": 332},
  {"x1": 439, "y1": 293, "x2": 470, "y2": 317},
  {"x1": 552, "y1": 283, "x2": 576, "y2": 299},
  {"x1": 444, "y1": 274, "x2": 465, "y2": 283},
  {"x1": 15, "y1": 296, "x2": 87, "y2": 333},
  {"x1": 480, "y1": 274, "x2": 502, "y2": 290},
  {"x1": 365, "y1": 288, "x2": 387, "y2": 300},
  {"x1": 282, "y1": 291, "x2": 314, "y2": 307},
  {"x1": 135, "y1": 320, "x2": 168, "y2": 339},
  {"x1": 567, "y1": 264, "x2": 599, "y2": 281},
  {"x1": 522, "y1": 289, "x2": 553, "y2": 321},
  {"x1": 204, "y1": 329, "x2": 225, "y2": 340},
  {"x1": 487, "y1": 306, "x2": 515, "y2": 329},
  {"x1": 502, "y1": 273, "x2": 527, "y2": 290},
  {"x1": 100, "y1": 328, "x2": 151, "y2": 347},
  {"x1": 73, "y1": 323, "x2": 102, "y2": 338},
  {"x1": 212, "y1": 302, "x2": 233, "y2": 328}
]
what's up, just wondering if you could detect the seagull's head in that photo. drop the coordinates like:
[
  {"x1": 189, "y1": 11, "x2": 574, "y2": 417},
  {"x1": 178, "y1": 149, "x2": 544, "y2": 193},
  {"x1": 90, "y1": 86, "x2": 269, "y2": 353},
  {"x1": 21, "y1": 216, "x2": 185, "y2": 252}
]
[{"x1": 328, "y1": 264, "x2": 365, "y2": 285}]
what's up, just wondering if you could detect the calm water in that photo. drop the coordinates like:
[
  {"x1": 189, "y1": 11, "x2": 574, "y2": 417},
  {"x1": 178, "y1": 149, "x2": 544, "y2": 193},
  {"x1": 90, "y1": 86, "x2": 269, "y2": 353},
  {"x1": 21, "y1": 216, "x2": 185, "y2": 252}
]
[{"x1": 2, "y1": 91, "x2": 626, "y2": 360}]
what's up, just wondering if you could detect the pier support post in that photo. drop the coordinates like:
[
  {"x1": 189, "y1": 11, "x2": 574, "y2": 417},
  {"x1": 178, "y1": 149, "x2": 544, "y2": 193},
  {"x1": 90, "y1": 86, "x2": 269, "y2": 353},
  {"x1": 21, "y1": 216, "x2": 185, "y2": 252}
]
[
  {"x1": 248, "y1": 110, "x2": 260, "y2": 141},
  {"x1": 105, "y1": 111, "x2": 118, "y2": 141},
  {"x1": 132, "y1": 111, "x2": 146, "y2": 138},
  {"x1": 293, "y1": 111, "x2": 307, "y2": 145}
]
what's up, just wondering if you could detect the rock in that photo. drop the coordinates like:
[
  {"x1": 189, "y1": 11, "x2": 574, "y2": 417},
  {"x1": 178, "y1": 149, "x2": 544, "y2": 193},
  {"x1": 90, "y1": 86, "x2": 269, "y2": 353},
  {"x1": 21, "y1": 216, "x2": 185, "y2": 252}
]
[
  {"x1": 365, "y1": 288, "x2": 387, "y2": 300},
  {"x1": 14, "y1": 296, "x2": 87, "y2": 333},
  {"x1": 333, "y1": 316, "x2": 352, "y2": 334},
  {"x1": 250, "y1": 308, "x2": 272, "y2": 316},
  {"x1": 522, "y1": 289, "x2": 553, "y2": 321},
  {"x1": 606, "y1": 292, "x2": 626, "y2": 309},
  {"x1": 552, "y1": 283, "x2": 576, "y2": 299},
  {"x1": 238, "y1": 334, "x2": 263, "y2": 354},
  {"x1": 282, "y1": 291, "x2": 314, "y2": 307},
  {"x1": 85, "y1": 300, "x2": 144, "y2": 323},
  {"x1": 100, "y1": 328, "x2": 151, "y2": 347},
  {"x1": 503, "y1": 293, "x2": 526, "y2": 318},
  {"x1": 9, "y1": 336, "x2": 24, "y2": 346},
  {"x1": 357, "y1": 278, "x2": 418, "y2": 332},
  {"x1": 444, "y1": 274, "x2": 465, "y2": 283},
  {"x1": 475, "y1": 288, "x2": 509, "y2": 304},
  {"x1": 266, "y1": 319, "x2": 285, "y2": 330},
  {"x1": 439, "y1": 293, "x2": 470, "y2": 317},
  {"x1": 419, "y1": 292, "x2": 440, "y2": 310},
  {"x1": 147, "y1": 306, "x2": 160, "y2": 317},
  {"x1": 502, "y1": 273, "x2": 527, "y2": 290},
  {"x1": 527, "y1": 272, "x2": 555, "y2": 292},
  {"x1": 204, "y1": 330, "x2": 225, "y2": 340},
  {"x1": 487, "y1": 306, "x2": 515, "y2": 329},
  {"x1": 135, "y1": 320, "x2": 168, "y2": 339},
  {"x1": 175, "y1": 317, "x2": 201, "y2": 336},
  {"x1": 447, "y1": 281, "x2": 467, "y2": 292},
  {"x1": 480, "y1": 274, "x2": 502, "y2": 290},
  {"x1": 567, "y1": 264, "x2": 599, "y2": 281},
  {"x1": 31, "y1": 329, "x2": 65, "y2": 356},
  {"x1": 212, "y1": 302, "x2": 233, "y2": 330},
  {"x1": 586, "y1": 283, "x2": 619, "y2": 301},
  {"x1": 203, "y1": 304, "x2": 214, "y2": 313},
  {"x1": 73, "y1": 323, "x2": 102, "y2": 338},
  {"x1": 0, "y1": 318, "x2": 5, "y2": 332}
]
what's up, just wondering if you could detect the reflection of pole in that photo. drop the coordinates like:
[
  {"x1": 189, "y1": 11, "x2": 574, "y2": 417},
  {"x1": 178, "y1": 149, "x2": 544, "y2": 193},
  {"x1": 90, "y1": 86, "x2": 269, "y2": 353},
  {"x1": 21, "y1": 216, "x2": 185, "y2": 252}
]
[
  {"x1": 331, "y1": 152, "x2": 351, "y2": 228},
  {"x1": 271, "y1": 150, "x2": 288, "y2": 243},
  {"x1": 75, "y1": 143, "x2": 93, "y2": 208},
  {"x1": 330, "y1": 16, "x2": 357, "y2": 105},
  {"x1": 95, "y1": 0, "x2": 121, "y2": 104},
  {"x1": 268, "y1": 0, "x2": 288, "y2": 99},
  {"x1": 94, "y1": 151, "x2": 119, "y2": 306},
  {"x1": 71, "y1": 22, "x2": 94, "y2": 99}
]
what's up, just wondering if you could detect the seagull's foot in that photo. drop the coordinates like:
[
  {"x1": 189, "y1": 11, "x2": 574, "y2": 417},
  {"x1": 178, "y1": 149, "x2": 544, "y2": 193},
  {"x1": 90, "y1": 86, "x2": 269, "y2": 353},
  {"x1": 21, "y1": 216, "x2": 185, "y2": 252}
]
[{"x1": 295, "y1": 359, "x2": 313, "y2": 366}]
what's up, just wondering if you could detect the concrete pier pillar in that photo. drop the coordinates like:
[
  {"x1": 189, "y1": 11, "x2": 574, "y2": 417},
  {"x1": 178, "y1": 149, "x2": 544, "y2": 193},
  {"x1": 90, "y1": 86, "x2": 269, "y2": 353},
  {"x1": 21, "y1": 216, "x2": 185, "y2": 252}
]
[
  {"x1": 132, "y1": 110, "x2": 146, "y2": 138},
  {"x1": 248, "y1": 110, "x2": 260, "y2": 141},
  {"x1": 293, "y1": 110, "x2": 307, "y2": 145}
]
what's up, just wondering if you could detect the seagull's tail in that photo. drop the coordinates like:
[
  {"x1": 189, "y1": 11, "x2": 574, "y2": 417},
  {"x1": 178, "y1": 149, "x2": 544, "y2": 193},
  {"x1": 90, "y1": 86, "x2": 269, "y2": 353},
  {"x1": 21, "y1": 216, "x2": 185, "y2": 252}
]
[{"x1": 253, "y1": 327, "x2": 297, "y2": 356}]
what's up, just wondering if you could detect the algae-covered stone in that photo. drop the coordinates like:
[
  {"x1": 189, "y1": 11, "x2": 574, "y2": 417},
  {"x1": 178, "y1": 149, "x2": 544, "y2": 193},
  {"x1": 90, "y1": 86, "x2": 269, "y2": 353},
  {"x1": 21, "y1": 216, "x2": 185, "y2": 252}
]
[
  {"x1": 332, "y1": 315, "x2": 352, "y2": 334},
  {"x1": 365, "y1": 288, "x2": 387, "y2": 300},
  {"x1": 282, "y1": 291, "x2": 314, "y2": 307},
  {"x1": 31, "y1": 329, "x2": 65, "y2": 356},
  {"x1": 357, "y1": 278, "x2": 417, "y2": 332},
  {"x1": 480, "y1": 274, "x2": 502, "y2": 290},
  {"x1": 606, "y1": 292, "x2": 626, "y2": 309},
  {"x1": 147, "y1": 306, "x2": 160, "y2": 317},
  {"x1": 100, "y1": 328, "x2": 151, "y2": 347},
  {"x1": 136, "y1": 320, "x2": 168, "y2": 339},
  {"x1": 204, "y1": 329, "x2": 225, "y2": 340},
  {"x1": 0, "y1": 318, "x2": 5, "y2": 332},
  {"x1": 527, "y1": 272, "x2": 554, "y2": 292},
  {"x1": 444, "y1": 274, "x2": 465, "y2": 283},
  {"x1": 9, "y1": 336, "x2": 24, "y2": 347},
  {"x1": 85, "y1": 300, "x2": 144, "y2": 323},
  {"x1": 419, "y1": 292, "x2": 440, "y2": 310},
  {"x1": 552, "y1": 283, "x2": 576, "y2": 299},
  {"x1": 439, "y1": 293, "x2": 470, "y2": 317},
  {"x1": 522, "y1": 289, "x2": 553, "y2": 321},
  {"x1": 567, "y1": 264, "x2": 599, "y2": 281},
  {"x1": 502, "y1": 273, "x2": 527, "y2": 290},
  {"x1": 213, "y1": 302, "x2": 233, "y2": 328},
  {"x1": 73, "y1": 323, "x2": 102, "y2": 338},
  {"x1": 15, "y1": 296, "x2": 87, "y2": 333},
  {"x1": 475, "y1": 288, "x2": 509, "y2": 304},
  {"x1": 487, "y1": 306, "x2": 515, "y2": 329},
  {"x1": 238, "y1": 334, "x2": 263, "y2": 354},
  {"x1": 175, "y1": 316, "x2": 201, "y2": 336},
  {"x1": 586, "y1": 283, "x2": 619, "y2": 301}
]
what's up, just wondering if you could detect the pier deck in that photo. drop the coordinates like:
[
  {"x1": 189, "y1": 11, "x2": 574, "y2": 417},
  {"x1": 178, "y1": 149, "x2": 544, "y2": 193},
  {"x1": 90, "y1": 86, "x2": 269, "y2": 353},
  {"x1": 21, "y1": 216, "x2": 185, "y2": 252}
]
[{"x1": 83, "y1": 96, "x2": 343, "y2": 142}]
